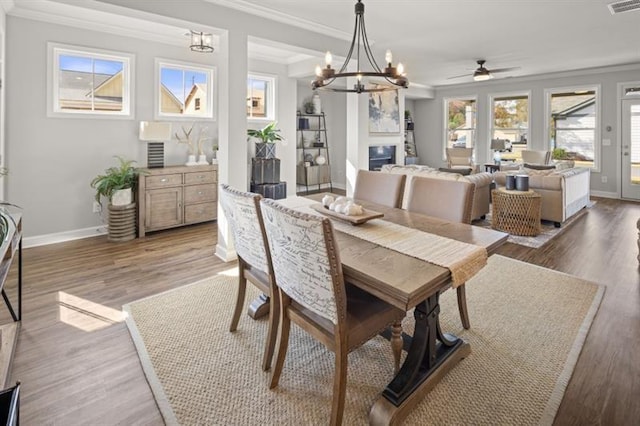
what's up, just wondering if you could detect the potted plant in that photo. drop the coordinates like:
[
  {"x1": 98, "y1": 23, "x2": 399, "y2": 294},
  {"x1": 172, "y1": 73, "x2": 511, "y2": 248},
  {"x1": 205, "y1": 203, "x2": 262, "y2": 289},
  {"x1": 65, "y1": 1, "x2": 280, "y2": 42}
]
[
  {"x1": 247, "y1": 121, "x2": 283, "y2": 159},
  {"x1": 90, "y1": 156, "x2": 142, "y2": 207}
]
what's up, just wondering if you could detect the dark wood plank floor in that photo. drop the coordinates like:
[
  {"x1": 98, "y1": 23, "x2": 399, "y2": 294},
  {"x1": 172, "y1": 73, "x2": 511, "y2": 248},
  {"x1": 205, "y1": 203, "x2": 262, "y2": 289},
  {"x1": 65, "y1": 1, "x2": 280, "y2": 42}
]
[{"x1": 2, "y1": 196, "x2": 639, "y2": 425}]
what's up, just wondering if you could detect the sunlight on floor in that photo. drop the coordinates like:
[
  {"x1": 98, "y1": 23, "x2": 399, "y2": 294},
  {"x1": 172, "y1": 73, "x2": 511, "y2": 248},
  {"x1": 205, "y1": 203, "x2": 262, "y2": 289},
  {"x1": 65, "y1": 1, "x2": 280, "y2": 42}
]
[
  {"x1": 57, "y1": 291, "x2": 127, "y2": 332},
  {"x1": 217, "y1": 266, "x2": 239, "y2": 277}
]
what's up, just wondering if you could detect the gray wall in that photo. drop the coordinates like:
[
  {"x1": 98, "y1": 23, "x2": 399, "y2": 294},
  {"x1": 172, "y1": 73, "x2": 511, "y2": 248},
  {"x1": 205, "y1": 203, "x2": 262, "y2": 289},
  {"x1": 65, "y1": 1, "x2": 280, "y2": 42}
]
[
  {"x1": 6, "y1": 17, "x2": 222, "y2": 237},
  {"x1": 413, "y1": 66, "x2": 640, "y2": 195}
]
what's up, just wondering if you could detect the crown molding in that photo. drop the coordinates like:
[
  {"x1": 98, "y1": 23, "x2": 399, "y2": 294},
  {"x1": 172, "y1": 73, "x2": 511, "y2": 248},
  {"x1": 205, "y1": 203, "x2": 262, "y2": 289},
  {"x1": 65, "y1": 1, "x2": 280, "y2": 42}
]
[
  {"x1": 0, "y1": 0, "x2": 14, "y2": 14},
  {"x1": 204, "y1": 0, "x2": 353, "y2": 42}
]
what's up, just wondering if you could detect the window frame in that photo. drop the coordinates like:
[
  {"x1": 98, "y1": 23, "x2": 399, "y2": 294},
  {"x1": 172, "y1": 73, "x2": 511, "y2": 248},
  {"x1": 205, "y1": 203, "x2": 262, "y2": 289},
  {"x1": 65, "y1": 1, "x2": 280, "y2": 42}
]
[
  {"x1": 48, "y1": 42, "x2": 134, "y2": 119},
  {"x1": 247, "y1": 73, "x2": 277, "y2": 122},
  {"x1": 154, "y1": 58, "x2": 216, "y2": 121},
  {"x1": 544, "y1": 84, "x2": 601, "y2": 172},
  {"x1": 488, "y1": 90, "x2": 531, "y2": 161},
  {"x1": 442, "y1": 96, "x2": 478, "y2": 161}
]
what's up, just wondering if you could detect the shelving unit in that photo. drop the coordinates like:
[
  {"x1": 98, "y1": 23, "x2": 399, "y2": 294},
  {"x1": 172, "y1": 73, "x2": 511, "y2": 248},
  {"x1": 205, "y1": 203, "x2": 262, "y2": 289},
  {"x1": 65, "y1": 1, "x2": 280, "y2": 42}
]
[
  {"x1": 296, "y1": 112, "x2": 332, "y2": 194},
  {"x1": 404, "y1": 118, "x2": 419, "y2": 165}
]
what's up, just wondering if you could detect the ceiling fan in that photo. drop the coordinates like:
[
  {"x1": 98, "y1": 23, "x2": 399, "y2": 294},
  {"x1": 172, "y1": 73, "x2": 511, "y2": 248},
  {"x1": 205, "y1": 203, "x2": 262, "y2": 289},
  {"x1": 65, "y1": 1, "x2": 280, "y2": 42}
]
[{"x1": 447, "y1": 60, "x2": 520, "y2": 82}]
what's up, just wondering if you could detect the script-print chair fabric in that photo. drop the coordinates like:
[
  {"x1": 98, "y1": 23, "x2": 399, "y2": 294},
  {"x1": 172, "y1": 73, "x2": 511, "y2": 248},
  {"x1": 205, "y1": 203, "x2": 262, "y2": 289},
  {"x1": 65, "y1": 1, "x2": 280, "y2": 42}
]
[
  {"x1": 446, "y1": 147, "x2": 475, "y2": 172},
  {"x1": 260, "y1": 199, "x2": 405, "y2": 426},
  {"x1": 405, "y1": 175, "x2": 475, "y2": 329},
  {"x1": 219, "y1": 184, "x2": 278, "y2": 372},
  {"x1": 353, "y1": 169, "x2": 406, "y2": 208}
]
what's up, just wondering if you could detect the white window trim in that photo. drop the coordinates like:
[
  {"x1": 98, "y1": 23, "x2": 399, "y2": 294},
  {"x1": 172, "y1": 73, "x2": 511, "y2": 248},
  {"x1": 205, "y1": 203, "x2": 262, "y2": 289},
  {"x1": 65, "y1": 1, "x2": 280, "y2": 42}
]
[
  {"x1": 487, "y1": 90, "x2": 531, "y2": 160},
  {"x1": 442, "y1": 96, "x2": 478, "y2": 161},
  {"x1": 544, "y1": 84, "x2": 601, "y2": 172},
  {"x1": 247, "y1": 72, "x2": 277, "y2": 122},
  {"x1": 47, "y1": 42, "x2": 134, "y2": 119},
  {"x1": 154, "y1": 58, "x2": 216, "y2": 121}
]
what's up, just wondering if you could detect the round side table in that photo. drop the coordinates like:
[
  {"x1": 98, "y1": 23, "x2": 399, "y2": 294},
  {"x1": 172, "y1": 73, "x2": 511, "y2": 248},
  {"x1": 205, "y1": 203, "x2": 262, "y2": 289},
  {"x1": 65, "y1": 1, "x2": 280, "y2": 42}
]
[{"x1": 491, "y1": 188, "x2": 542, "y2": 236}]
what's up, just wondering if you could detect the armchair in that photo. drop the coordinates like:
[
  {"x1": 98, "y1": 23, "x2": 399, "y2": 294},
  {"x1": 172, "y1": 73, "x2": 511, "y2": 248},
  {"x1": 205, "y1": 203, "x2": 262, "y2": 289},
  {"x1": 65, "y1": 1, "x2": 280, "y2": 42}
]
[{"x1": 446, "y1": 147, "x2": 475, "y2": 172}]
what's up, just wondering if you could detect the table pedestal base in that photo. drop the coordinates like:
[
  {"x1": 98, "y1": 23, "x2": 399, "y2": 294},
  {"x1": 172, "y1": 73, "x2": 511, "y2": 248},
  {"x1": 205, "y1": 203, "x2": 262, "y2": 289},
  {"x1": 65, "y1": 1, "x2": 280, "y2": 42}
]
[
  {"x1": 247, "y1": 293, "x2": 270, "y2": 319},
  {"x1": 370, "y1": 293, "x2": 470, "y2": 426}
]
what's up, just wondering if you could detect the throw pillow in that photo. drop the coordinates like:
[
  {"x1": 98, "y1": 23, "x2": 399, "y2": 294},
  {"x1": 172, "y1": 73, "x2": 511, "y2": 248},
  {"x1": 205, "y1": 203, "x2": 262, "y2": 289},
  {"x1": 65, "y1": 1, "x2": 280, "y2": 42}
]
[{"x1": 438, "y1": 167, "x2": 471, "y2": 176}]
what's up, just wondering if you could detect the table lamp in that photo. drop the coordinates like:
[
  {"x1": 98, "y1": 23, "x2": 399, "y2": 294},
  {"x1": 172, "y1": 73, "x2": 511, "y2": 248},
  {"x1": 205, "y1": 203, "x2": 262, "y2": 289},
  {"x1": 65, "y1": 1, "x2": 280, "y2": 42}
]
[
  {"x1": 490, "y1": 139, "x2": 505, "y2": 165},
  {"x1": 139, "y1": 121, "x2": 172, "y2": 168}
]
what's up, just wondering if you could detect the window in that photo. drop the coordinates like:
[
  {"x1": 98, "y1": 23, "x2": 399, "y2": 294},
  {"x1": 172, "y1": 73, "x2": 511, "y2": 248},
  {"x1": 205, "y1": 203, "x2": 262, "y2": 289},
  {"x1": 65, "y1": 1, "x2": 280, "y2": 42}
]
[
  {"x1": 49, "y1": 43, "x2": 133, "y2": 117},
  {"x1": 444, "y1": 97, "x2": 477, "y2": 157},
  {"x1": 546, "y1": 86, "x2": 599, "y2": 169},
  {"x1": 490, "y1": 93, "x2": 529, "y2": 161},
  {"x1": 156, "y1": 59, "x2": 215, "y2": 120},
  {"x1": 247, "y1": 74, "x2": 276, "y2": 120}
]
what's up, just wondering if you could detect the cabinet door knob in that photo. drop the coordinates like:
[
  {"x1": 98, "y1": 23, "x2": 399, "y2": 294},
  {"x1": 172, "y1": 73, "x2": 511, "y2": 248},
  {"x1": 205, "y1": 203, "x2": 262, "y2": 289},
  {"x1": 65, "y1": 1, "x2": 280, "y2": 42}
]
[
  {"x1": 160, "y1": 178, "x2": 168, "y2": 182},
  {"x1": 198, "y1": 191, "x2": 203, "y2": 195}
]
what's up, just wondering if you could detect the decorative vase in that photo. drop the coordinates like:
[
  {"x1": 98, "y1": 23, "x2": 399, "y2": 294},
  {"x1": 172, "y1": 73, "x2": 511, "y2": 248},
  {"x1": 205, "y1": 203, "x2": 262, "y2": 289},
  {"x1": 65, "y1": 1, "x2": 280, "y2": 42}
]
[
  {"x1": 185, "y1": 154, "x2": 198, "y2": 166},
  {"x1": 255, "y1": 143, "x2": 276, "y2": 159},
  {"x1": 515, "y1": 175, "x2": 529, "y2": 191},
  {"x1": 196, "y1": 154, "x2": 209, "y2": 165},
  {"x1": 312, "y1": 93, "x2": 322, "y2": 114},
  {"x1": 505, "y1": 174, "x2": 516, "y2": 190}
]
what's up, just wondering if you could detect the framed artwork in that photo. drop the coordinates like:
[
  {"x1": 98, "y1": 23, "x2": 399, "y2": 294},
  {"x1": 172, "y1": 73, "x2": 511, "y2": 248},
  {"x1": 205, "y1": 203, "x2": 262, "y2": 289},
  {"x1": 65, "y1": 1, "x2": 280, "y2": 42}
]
[{"x1": 368, "y1": 88, "x2": 400, "y2": 133}]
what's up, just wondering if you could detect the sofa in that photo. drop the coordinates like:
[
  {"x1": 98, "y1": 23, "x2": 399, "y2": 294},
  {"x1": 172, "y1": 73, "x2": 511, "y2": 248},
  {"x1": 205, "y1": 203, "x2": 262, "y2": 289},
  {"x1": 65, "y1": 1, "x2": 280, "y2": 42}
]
[
  {"x1": 380, "y1": 164, "x2": 493, "y2": 220},
  {"x1": 493, "y1": 167, "x2": 591, "y2": 226}
]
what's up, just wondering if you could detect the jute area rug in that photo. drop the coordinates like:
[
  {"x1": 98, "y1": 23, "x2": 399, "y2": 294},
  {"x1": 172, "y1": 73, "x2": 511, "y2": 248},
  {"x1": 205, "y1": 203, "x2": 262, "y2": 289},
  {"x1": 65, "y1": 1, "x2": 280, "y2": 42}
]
[
  {"x1": 124, "y1": 255, "x2": 604, "y2": 426},
  {"x1": 472, "y1": 202, "x2": 593, "y2": 249}
]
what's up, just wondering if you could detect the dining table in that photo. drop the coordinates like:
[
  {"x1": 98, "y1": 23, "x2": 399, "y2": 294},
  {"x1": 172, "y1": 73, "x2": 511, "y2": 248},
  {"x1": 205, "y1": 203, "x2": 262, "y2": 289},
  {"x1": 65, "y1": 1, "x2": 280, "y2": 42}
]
[{"x1": 272, "y1": 193, "x2": 509, "y2": 425}]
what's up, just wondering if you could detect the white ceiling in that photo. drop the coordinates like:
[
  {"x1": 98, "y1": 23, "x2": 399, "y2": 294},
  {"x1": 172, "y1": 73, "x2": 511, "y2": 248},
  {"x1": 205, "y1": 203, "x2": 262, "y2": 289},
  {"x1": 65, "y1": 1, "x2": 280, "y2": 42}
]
[
  {"x1": 213, "y1": 0, "x2": 640, "y2": 87},
  {"x1": 7, "y1": 0, "x2": 640, "y2": 88}
]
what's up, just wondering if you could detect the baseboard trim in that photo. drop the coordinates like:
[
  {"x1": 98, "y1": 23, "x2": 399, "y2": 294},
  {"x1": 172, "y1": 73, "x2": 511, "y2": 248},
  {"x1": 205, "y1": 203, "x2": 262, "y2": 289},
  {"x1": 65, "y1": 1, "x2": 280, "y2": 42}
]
[
  {"x1": 23, "y1": 226, "x2": 107, "y2": 248},
  {"x1": 590, "y1": 190, "x2": 619, "y2": 199},
  {"x1": 215, "y1": 243, "x2": 237, "y2": 263}
]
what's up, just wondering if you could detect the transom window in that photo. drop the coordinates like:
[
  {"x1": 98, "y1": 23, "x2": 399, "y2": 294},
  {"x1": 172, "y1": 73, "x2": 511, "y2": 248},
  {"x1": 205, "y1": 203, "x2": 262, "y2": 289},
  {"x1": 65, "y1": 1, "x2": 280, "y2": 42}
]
[
  {"x1": 490, "y1": 93, "x2": 529, "y2": 161},
  {"x1": 156, "y1": 59, "x2": 215, "y2": 120},
  {"x1": 49, "y1": 43, "x2": 133, "y2": 117},
  {"x1": 444, "y1": 97, "x2": 477, "y2": 158},
  {"x1": 547, "y1": 87, "x2": 599, "y2": 169},
  {"x1": 247, "y1": 74, "x2": 276, "y2": 120}
]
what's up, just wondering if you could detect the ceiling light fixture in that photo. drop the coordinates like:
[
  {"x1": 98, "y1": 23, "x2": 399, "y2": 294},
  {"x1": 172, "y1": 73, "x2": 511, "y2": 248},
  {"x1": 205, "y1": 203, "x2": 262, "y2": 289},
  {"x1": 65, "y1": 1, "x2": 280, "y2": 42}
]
[
  {"x1": 312, "y1": 0, "x2": 408, "y2": 93},
  {"x1": 190, "y1": 31, "x2": 214, "y2": 53},
  {"x1": 473, "y1": 61, "x2": 494, "y2": 81}
]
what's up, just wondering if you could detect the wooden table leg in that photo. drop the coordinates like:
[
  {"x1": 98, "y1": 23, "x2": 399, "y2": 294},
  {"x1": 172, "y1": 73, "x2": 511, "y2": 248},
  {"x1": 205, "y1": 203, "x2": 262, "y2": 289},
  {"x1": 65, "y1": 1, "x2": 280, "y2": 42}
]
[
  {"x1": 370, "y1": 293, "x2": 470, "y2": 426},
  {"x1": 247, "y1": 293, "x2": 270, "y2": 319}
]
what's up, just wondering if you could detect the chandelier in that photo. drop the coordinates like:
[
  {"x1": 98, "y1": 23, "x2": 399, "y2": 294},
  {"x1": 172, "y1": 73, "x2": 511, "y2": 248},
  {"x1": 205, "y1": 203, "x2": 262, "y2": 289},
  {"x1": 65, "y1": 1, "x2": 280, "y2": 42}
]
[
  {"x1": 190, "y1": 31, "x2": 214, "y2": 53},
  {"x1": 312, "y1": 0, "x2": 409, "y2": 93}
]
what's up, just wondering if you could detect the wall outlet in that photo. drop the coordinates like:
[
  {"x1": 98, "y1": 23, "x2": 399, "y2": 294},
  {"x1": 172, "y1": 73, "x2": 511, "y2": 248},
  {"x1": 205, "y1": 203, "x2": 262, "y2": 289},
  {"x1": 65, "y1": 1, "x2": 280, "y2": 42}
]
[
  {"x1": 602, "y1": 139, "x2": 611, "y2": 146},
  {"x1": 601, "y1": 176, "x2": 608, "y2": 183},
  {"x1": 93, "y1": 201, "x2": 102, "y2": 213}
]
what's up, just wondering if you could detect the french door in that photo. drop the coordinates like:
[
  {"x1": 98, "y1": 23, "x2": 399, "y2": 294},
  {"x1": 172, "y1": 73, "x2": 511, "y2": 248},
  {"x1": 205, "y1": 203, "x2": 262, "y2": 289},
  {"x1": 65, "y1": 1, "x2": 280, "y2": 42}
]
[{"x1": 622, "y1": 98, "x2": 640, "y2": 200}]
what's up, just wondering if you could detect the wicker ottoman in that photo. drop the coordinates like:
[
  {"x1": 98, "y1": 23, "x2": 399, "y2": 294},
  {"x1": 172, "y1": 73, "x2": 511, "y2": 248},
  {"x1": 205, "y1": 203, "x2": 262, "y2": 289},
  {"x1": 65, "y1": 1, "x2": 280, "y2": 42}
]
[{"x1": 491, "y1": 188, "x2": 542, "y2": 236}]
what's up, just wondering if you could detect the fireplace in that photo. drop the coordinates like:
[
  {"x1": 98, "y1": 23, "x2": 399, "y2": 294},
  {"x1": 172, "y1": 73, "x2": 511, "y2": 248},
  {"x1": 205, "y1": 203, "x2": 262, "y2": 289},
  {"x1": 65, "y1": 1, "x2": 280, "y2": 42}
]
[{"x1": 368, "y1": 145, "x2": 396, "y2": 171}]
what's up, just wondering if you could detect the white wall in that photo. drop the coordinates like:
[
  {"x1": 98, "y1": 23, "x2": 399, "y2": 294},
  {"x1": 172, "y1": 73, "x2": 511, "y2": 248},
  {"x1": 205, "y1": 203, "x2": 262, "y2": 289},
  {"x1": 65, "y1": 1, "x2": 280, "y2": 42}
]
[
  {"x1": 413, "y1": 65, "x2": 640, "y2": 195},
  {"x1": 6, "y1": 16, "x2": 221, "y2": 237}
]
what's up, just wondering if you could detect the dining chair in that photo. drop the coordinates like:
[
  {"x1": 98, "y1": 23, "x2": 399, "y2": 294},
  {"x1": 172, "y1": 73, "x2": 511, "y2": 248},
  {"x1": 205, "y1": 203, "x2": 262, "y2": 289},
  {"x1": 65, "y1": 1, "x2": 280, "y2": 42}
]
[
  {"x1": 260, "y1": 199, "x2": 405, "y2": 426},
  {"x1": 219, "y1": 184, "x2": 278, "y2": 372},
  {"x1": 405, "y1": 175, "x2": 475, "y2": 329},
  {"x1": 446, "y1": 147, "x2": 475, "y2": 172},
  {"x1": 353, "y1": 169, "x2": 406, "y2": 208}
]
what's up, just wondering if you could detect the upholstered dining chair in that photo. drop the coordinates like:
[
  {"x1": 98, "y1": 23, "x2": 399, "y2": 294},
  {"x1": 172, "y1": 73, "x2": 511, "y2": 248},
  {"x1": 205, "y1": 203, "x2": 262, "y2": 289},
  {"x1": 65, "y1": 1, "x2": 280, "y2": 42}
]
[
  {"x1": 405, "y1": 175, "x2": 475, "y2": 329},
  {"x1": 446, "y1": 147, "x2": 475, "y2": 172},
  {"x1": 260, "y1": 199, "x2": 405, "y2": 426},
  {"x1": 219, "y1": 184, "x2": 278, "y2": 372},
  {"x1": 353, "y1": 169, "x2": 406, "y2": 208},
  {"x1": 521, "y1": 150, "x2": 552, "y2": 165}
]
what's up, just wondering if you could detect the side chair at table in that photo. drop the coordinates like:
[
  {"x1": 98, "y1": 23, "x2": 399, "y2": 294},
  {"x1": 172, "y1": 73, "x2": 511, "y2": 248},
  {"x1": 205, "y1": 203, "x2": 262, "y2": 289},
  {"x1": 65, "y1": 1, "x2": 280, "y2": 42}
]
[
  {"x1": 260, "y1": 199, "x2": 405, "y2": 426},
  {"x1": 219, "y1": 184, "x2": 278, "y2": 371},
  {"x1": 405, "y1": 175, "x2": 475, "y2": 329},
  {"x1": 353, "y1": 169, "x2": 406, "y2": 208}
]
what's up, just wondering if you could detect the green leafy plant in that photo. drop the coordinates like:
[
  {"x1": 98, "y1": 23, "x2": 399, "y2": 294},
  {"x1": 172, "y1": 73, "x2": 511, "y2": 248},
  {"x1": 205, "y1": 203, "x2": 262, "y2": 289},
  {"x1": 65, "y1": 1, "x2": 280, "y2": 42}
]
[
  {"x1": 90, "y1": 156, "x2": 142, "y2": 205},
  {"x1": 303, "y1": 100, "x2": 315, "y2": 114},
  {"x1": 552, "y1": 147, "x2": 568, "y2": 160},
  {"x1": 247, "y1": 121, "x2": 283, "y2": 144}
]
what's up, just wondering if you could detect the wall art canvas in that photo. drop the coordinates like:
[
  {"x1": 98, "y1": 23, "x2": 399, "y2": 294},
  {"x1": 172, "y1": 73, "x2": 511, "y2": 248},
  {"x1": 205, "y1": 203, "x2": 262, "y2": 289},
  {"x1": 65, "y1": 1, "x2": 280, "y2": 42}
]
[{"x1": 368, "y1": 88, "x2": 400, "y2": 133}]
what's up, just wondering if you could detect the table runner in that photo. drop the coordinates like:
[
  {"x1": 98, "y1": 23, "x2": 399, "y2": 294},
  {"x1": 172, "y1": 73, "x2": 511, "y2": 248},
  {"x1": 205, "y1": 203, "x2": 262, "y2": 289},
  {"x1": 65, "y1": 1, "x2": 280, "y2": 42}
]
[{"x1": 279, "y1": 197, "x2": 487, "y2": 287}]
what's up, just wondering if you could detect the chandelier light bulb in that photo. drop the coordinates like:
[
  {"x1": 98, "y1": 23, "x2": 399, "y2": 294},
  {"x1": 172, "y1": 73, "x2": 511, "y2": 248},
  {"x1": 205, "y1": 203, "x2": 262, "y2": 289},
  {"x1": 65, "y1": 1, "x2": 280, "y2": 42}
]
[
  {"x1": 385, "y1": 50, "x2": 393, "y2": 65},
  {"x1": 357, "y1": 74, "x2": 362, "y2": 81},
  {"x1": 315, "y1": 65, "x2": 322, "y2": 77},
  {"x1": 397, "y1": 62, "x2": 404, "y2": 75},
  {"x1": 325, "y1": 51, "x2": 333, "y2": 66}
]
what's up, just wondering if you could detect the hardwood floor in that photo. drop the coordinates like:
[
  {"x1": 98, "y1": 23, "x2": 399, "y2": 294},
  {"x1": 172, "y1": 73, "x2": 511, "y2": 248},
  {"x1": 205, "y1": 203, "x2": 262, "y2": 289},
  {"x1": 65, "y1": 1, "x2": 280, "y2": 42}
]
[{"x1": 2, "y1": 196, "x2": 639, "y2": 425}]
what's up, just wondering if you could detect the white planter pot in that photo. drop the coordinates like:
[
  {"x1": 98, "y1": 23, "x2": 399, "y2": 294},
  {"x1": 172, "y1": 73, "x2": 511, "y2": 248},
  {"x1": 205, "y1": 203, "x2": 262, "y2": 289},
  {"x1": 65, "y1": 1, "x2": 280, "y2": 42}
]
[{"x1": 112, "y1": 188, "x2": 132, "y2": 206}]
